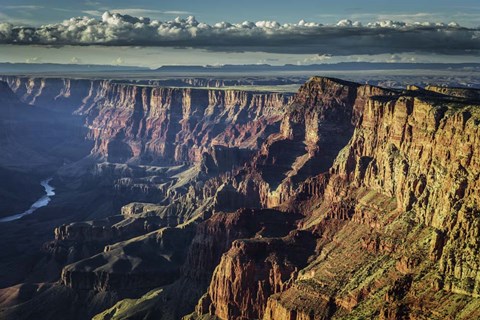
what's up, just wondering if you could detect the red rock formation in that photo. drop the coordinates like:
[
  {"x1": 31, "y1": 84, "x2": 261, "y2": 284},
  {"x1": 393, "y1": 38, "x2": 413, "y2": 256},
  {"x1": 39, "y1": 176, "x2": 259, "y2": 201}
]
[
  {"x1": 86, "y1": 84, "x2": 289, "y2": 164},
  {"x1": 197, "y1": 231, "x2": 316, "y2": 320},
  {"x1": 3, "y1": 77, "x2": 291, "y2": 165},
  {"x1": 183, "y1": 209, "x2": 302, "y2": 283},
  {"x1": 225, "y1": 77, "x2": 396, "y2": 212},
  {"x1": 189, "y1": 78, "x2": 480, "y2": 320}
]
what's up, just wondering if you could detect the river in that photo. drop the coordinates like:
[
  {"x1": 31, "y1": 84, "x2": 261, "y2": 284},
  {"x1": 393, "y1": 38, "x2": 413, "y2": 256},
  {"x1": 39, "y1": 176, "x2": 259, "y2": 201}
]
[{"x1": 0, "y1": 178, "x2": 55, "y2": 223}]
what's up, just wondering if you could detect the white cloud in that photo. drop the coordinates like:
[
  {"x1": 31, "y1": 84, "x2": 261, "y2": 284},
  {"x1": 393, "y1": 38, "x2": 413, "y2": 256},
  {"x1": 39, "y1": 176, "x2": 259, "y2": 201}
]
[
  {"x1": 336, "y1": 11, "x2": 480, "y2": 28},
  {"x1": 82, "y1": 8, "x2": 194, "y2": 18},
  {"x1": 303, "y1": 54, "x2": 333, "y2": 64},
  {"x1": 163, "y1": 11, "x2": 194, "y2": 15},
  {"x1": 1, "y1": 11, "x2": 478, "y2": 57},
  {"x1": 0, "y1": 23, "x2": 13, "y2": 41},
  {"x1": 26, "y1": 56, "x2": 41, "y2": 63},
  {"x1": 112, "y1": 57, "x2": 124, "y2": 65}
]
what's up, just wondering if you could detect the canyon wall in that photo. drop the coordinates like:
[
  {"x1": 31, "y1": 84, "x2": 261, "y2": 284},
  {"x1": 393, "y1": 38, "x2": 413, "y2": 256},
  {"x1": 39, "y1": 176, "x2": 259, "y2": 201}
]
[
  {"x1": 1, "y1": 76, "x2": 479, "y2": 320},
  {"x1": 188, "y1": 78, "x2": 480, "y2": 320},
  {"x1": 3, "y1": 77, "x2": 292, "y2": 165}
]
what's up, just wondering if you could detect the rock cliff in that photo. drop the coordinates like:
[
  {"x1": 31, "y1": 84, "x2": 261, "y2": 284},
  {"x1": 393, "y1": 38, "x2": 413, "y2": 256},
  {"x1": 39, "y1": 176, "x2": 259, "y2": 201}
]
[
  {"x1": 197, "y1": 231, "x2": 316, "y2": 320},
  {"x1": 1, "y1": 76, "x2": 479, "y2": 320},
  {"x1": 3, "y1": 77, "x2": 292, "y2": 165},
  {"x1": 187, "y1": 77, "x2": 480, "y2": 320},
  {"x1": 85, "y1": 84, "x2": 289, "y2": 164}
]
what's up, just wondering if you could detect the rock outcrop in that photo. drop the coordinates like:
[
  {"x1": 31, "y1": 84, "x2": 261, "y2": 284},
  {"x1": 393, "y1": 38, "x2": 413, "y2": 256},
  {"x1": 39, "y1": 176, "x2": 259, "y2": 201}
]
[
  {"x1": 188, "y1": 78, "x2": 480, "y2": 320},
  {"x1": 60, "y1": 225, "x2": 195, "y2": 293},
  {"x1": 85, "y1": 85, "x2": 289, "y2": 164},
  {"x1": 197, "y1": 231, "x2": 316, "y2": 320},
  {"x1": 229, "y1": 77, "x2": 396, "y2": 211}
]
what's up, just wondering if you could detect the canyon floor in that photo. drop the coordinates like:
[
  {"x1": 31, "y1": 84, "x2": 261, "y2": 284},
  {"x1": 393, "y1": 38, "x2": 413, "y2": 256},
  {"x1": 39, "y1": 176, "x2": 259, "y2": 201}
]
[{"x1": 0, "y1": 74, "x2": 478, "y2": 320}]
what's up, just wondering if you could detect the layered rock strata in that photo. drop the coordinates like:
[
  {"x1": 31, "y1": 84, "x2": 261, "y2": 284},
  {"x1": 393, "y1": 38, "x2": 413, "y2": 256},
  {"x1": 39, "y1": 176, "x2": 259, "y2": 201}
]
[
  {"x1": 1, "y1": 76, "x2": 479, "y2": 320},
  {"x1": 187, "y1": 77, "x2": 480, "y2": 320},
  {"x1": 4, "y1": 77, "x2": 292, "y2": 165}
]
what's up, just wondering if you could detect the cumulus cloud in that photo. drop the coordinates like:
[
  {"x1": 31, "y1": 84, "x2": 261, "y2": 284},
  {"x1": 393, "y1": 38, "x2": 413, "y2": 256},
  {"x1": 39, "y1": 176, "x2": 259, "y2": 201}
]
[
  {"x1": 70, "y1": 56, "x2": 81, "y2": 63},
  {"x1": 112, "y1": 57, "x2": 124, "y2": 65},
  {"x1": 0, "y1": 23, "x2": 13, "y2": 41},
  {"x1": 303, "y1": 54, "x2": 333, "y2": 64},
  {"x1": 26, "y1": 57, "x2": 41, "y2": 63},
  {"x1": 0, "y1": 12, "x2": 479, "y2": 56}
]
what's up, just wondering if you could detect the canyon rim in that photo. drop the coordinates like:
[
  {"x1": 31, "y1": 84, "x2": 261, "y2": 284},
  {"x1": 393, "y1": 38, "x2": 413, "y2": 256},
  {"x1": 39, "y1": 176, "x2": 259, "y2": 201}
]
[{"x1": 0, "y1": 1, "x2": 479, "y2": 320}]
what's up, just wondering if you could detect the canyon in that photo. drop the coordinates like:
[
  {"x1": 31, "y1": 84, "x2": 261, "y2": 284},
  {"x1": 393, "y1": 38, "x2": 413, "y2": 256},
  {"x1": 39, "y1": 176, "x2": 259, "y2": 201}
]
[{"x1": 0, "y1": 75, "x2": 478, "y2": 320}]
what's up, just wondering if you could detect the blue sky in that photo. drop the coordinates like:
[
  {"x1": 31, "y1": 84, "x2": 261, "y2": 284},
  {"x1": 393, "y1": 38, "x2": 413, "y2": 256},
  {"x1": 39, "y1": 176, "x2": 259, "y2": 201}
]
[
  {"x1": 1, "y1": 0, "x2": 479, "y2": 26},
  {"x1": 0, "y1": 0, "x2": 479, "y2": 67}
]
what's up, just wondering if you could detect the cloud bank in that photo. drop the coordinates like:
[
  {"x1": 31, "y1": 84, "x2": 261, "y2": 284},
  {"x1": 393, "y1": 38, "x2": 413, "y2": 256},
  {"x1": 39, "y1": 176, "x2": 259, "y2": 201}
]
[{"x1": 0, "y1": 11, "x2": 478, "y2": 56}]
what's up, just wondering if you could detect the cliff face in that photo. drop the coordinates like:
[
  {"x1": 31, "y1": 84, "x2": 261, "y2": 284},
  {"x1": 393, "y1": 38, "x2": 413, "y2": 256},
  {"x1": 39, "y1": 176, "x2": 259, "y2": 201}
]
[
  {"x1": 182, "y1": 209, "x2": 301, "y2": 283},
  {"x1": 424, "y1": 85, "x2": 480, "y2": 100},
  {"x1": 276, "y1": 93, "x2": 479, "y2": 319},
  {"x1": 4, "y1": 77, "x2": 291, "y2": 165},
  {"x1": 231, "y1": 77, "x2": 395, "y2": 211},
  {"x1": 0, "y1": 80, "x2": 91, "y2": 169},
  {"x1": 319, "y1": 92, "x2": 480, "y2": 298},
  {"x1": 197, "y1": 231, "x2": 316, "y2": 320},
  {"x1": 5, "y1": 77, "x2": 93, "y2": 112},
  {"x1": 92, "y1": 209, "x2": 302, "y2": 320},
  {"x1": 86, "y1": 85, "x2": 289, "y2": 164},
  {"x1": 188, "y1": 78, "x2": 480, "y2": 320}
]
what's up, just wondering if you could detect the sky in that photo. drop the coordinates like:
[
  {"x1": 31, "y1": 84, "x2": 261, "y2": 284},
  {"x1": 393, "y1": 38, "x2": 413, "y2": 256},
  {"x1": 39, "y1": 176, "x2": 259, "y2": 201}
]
[{"x1": 0, "y1": 0, "x2": 479, "y2": 67}]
